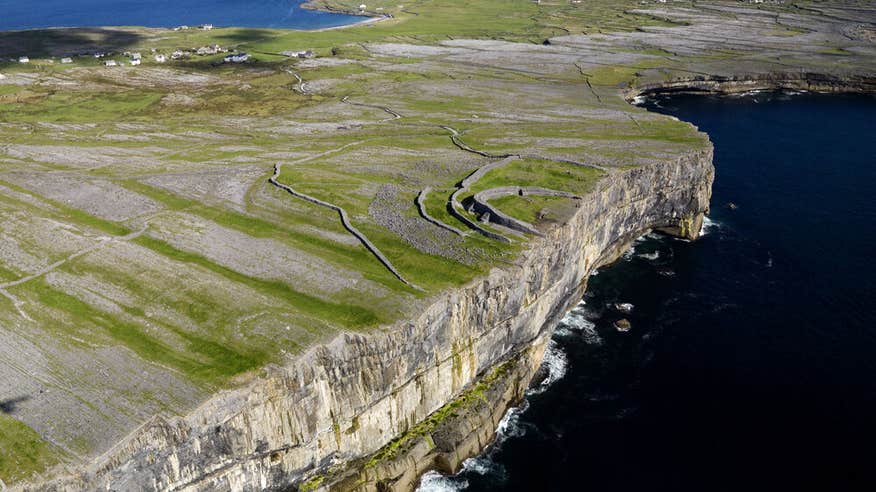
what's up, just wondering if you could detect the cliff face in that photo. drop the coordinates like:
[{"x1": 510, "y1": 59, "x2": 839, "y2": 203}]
[
  {"x1": 35, "y1": 147, "x2": 713, "y2": 492},
  {"x1": 628, "y1": 72, "x2": 876, "y2": 100}
]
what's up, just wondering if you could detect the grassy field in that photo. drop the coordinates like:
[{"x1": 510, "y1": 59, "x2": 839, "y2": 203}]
[
  {"x1": 0, "y1": 0, "x2": 862, "y2": 483},
  {"x1": 0, "y1": 414, "x2": 59, "y2": 484}
]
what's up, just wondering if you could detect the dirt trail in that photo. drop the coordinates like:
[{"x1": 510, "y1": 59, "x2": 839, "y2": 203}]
[{"x1": 0, "y1": 225, "x2": 148, "y2": 319}]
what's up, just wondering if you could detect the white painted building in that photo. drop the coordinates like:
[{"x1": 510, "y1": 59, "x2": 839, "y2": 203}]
[
  {"x1": 18, "y1": 56, "x2": 29, "y2": 63},
  {"x1": 224, "y1": 53, "x2": 250, "y2": 63}
]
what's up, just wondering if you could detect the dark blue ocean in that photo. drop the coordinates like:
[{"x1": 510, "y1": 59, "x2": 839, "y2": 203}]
[
  {"x1": 0, "y1": 0, "x2": 364, "y2": 31},
  {"x1": 419, "y1": 92, "x2": 876, "y2": 491}
]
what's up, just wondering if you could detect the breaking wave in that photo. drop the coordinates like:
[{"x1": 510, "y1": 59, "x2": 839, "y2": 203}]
[
  {"x1": 416, "y1": 471, "x2": 468, "y2": 492},
  {"x1": 637, "y1": 251, "x2": 660, "y2": 261},
  {"x1": 528, "y1": 339, "x2": 568, "y2": 395},
  {"x1": 496, "y1": 399, "x2": 530, "y2": 440},
  {"x1": 555, "y1": 301, "x2": 603, "y2": 344},
  {"x1": 700, "y1": 215, "x2": 720, "y2": 236}
]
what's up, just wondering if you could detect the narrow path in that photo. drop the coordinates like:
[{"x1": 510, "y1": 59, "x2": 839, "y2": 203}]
[
  {"x1": 0, "y1": 289, "x2": 31, "y2": 321},
  {"x1": 0, "y1": 225, "x2": 148, "y2": 319},
  {"x1": 269, "y1": 163, "x2": 421, "y2": 291}
]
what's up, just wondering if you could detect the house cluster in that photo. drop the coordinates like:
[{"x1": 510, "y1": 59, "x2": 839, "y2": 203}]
[
  {"x1": 173, "y1": 24, "x2": 214, "y2": 31},
  {"x1": 165, "y1": 44, "x2": 229, "y2": 60},
  {"x1": 196, "y1": 44, "x2": 225, "y2": 56},
  {"x1": 14, "y1": 51, "x2": 140, "y2": 66},
  {"x1": 223, "y1": 52, "x2": 250, "y2": 64},
  {"x1": 11, "y1": 38, "x2": 314, "y2": 69},
  {"x1": 102, "y1": 51, "x2": 141, "y2": 66},
  {"x1": 281, "y1": 50, "x2": 315, "y2": 59}
]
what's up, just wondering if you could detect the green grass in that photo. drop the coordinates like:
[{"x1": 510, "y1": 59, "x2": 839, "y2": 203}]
[
  {"x1": 27, "y1": 278, "x2": 267, "y2": 384},
  {"x1": 467, "y1": 158, "x2": 604, "y2": 198},
  {"x1": 0, "y1": 414, "x2": 59, "y2": 483},
  {"x1": 132, "y1": 235, "x2": 384, "y2": 329},
  {"x1": 0, "y1": 90, "x2": 162, "y2": 123},
  {"x1": 489, "y1": 194, "x2": 574, "y2": 225},
  {"x1": 0, "y1": 0, "x2": 683, "y2": 62}
]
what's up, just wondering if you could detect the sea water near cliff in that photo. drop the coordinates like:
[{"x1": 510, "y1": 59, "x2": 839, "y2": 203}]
[
  {"x1": 419, "y1": 92, "x2": 876, "y2": 491},
  {"x1": 0, "y1": 0, "x2": 364, "y2": 31}
]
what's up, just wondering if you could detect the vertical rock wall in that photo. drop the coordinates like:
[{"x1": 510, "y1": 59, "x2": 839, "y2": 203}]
[{"x1": 31, "y1": 146, "x2": 713, "y2": 492}]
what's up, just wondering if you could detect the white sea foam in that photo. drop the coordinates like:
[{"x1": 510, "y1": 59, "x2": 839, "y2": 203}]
[
  {"x1": 496, "y1": 399, "x2": 530, "y2": 441},
  {"x1": 637, "y1": 251, "x2": 660, "y2": 261},
  {"x1": 570, "y1": 300, "x2": 589, "y2": 315},
  {"x1": 460, "y1": 456, "x2": 507, "y2": 480},
  {"x1": 416, "y1": 471, "x2": 468, "y2": 492},
  {"x1": 561, "y1": 312, "x2": 595, "y2": 330},
  {"x1": 528, "y1": 340, "x2": 568, "y2": 396},
  {"x1": 556, "y1": 301, "x2": 603, "y2": 344},
  {"x1": 632, "y1": 95, "x2": 646, "y2": 105},
  {"x1": 699, "y1": 216, "x2": 720, "y2": 236}
]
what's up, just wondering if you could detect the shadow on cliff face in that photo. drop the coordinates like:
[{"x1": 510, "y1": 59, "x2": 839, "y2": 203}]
[
  {"x1": 0, "y1": 395, "x2": 30, "y2": 414},
  {"x1": 0, "y1": 28, "x2": 143, "y2": 58}
]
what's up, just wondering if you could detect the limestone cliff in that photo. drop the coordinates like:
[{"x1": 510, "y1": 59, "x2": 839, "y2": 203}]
[{"x1": 31, "y1": 145, "x2": 713, "y2": 492}]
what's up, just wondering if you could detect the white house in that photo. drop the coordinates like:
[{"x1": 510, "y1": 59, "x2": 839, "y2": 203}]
[
  {"x1": 18, "y1": 56, "x2": 29, "y2": 63},
  {"x1": 359, "y1": 4, "x2": 366, "y2": 11},
  {"x1": 131, "y1": 52, "x2": 142, "y2": 60},
  {"x1": 130, "y1": 59, "x2": 141, "y2": 66},
  {"x1": 282, "y1": 50, "x2": 314, "y2": 59},
  {"x1": 196, "y1": 45, "x2": 222, "y2": 55},
  {"x1": 105, "y1": 60, "x2": 117, "y2": 67},
  {"x1": 60, "y1": 57, "x2": 73, "y2": 64},
  {"x1": 200, "y1": 24, "x2": 214, "y2": 30},
  {"x1": 224, "y1": 53, "x2": 250, "y2": 63},
  {"x1": 154, "y1": 54, "x2": 167, "y2": 63}
]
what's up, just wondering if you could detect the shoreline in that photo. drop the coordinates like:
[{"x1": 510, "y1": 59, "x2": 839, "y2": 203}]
[
  {"x1": 625, "y1": 72, "x2": 876, "y2": 102},
  {"x1": 0, "y1": 9, "x2": 385, "y2": 35}
]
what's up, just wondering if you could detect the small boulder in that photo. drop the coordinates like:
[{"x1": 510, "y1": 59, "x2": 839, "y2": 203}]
[{"x1": 611, "y1": 302, "x2": 634, "y2": 314}]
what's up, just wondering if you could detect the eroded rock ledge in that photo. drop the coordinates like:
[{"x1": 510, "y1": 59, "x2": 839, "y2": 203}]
[
  {"x1": 627, "y1": 72, "x2": 876, "y2": 100},
  {"x1": 29, "y1": 144, "x2": 713, "y2": 492}
]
